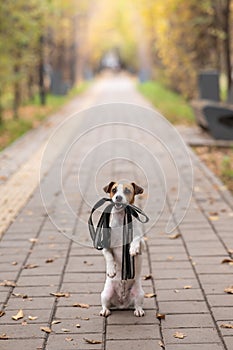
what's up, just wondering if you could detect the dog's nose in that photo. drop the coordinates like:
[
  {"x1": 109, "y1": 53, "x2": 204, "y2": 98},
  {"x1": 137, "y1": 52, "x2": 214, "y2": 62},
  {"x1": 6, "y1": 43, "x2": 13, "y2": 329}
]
[{"x1": 116, "y1": 195, "x2": 123, "y2": 202}]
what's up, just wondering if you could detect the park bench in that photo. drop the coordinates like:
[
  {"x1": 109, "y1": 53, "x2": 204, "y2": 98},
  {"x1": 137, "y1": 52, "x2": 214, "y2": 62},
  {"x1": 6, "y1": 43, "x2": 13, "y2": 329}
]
[{"x1": 192, "y1": 71, "x2": 233, "y2": 140}]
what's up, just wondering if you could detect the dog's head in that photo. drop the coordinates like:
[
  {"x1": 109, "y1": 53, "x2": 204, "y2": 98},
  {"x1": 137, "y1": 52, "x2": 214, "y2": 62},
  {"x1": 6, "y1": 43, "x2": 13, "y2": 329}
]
[{"x1": 103, "y1": 181, "x2": 144, "y2": 209}]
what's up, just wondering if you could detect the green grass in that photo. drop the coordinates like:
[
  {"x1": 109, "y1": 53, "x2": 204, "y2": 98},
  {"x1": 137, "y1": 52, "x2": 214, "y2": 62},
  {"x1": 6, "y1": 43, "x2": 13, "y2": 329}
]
[
  {"x1": 0, "y1": 82, "x2": 90, "y2": 151},
  {"x1": 138, "y1": 80, "x2": 195, "y2": 125}
]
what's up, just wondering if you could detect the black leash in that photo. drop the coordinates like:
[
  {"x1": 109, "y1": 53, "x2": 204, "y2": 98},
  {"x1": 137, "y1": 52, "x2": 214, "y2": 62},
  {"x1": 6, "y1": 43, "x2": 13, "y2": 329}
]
[{"x1": 88, "y1": 198, "x2": 149, "y2": 280}]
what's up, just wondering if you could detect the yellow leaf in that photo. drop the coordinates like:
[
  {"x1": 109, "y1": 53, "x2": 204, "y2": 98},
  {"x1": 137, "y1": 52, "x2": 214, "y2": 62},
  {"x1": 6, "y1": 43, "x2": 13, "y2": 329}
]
[
  {"x1": 0, "y1": 311, "x2": 5, "y2": 317},
  {"x1": 220, "y1": 323, "x2": 233, "y2": 329},
  {"x1": 145, "y1": 293, "x2": 156, "y2": 298},
  {"x1": 28, "y1": 315, "x2": 38, "y2": 320},
  {"x1": 50, "y1": 292, "x2": 70, "y2": 298},
  {"x1": 12, "y1": 309, "x2": 24, "y2": 321},
  {"x1": 65, "y1": 337, "x2": 73, "y2": 342},
  {"x1": 169, "y1": 233, "x2": 181, "y2": 239},
  {"x1": 0, "y1": 333, "x2": 8, "y2": 340},
  {"x1": 143, "y1": 274, "x2": 152, "y2": 280},
  {"x1": 183, "y1": 285, "x2": 192, "y2": 289},
  {"x1": 40, "y1": 327, "x2": 51, "y2": 333},
  {"x1": 156, "y1": 313, "x2": 166, "y2": 320},
  {"x1": 173, "y1": 331, "x2": 187, "y2": 339},
  {"x1": 224, "y1": 286, "x2": 233, "y2": 294},
  {"x1": 61, "y1": 328, "x2": 70, "y2": 332},
  {"x1": 52, "y1": 320, "x2": 61, "y2": 325},
  {"x1": 83, "y1": 338, "x2": 102, "y2": 344},
  {"x1": 221, "y1": 258, "x2": 233, "y2": 264},
  {"x1": 209, "y1": 215, "x2": 219, "y2": 221},
  {"x1": 76, "y1": 323, "x2": 81, "y2": 328},
  {"x1": 73, "y1": 303, "x2": 89, "y2": 308}
]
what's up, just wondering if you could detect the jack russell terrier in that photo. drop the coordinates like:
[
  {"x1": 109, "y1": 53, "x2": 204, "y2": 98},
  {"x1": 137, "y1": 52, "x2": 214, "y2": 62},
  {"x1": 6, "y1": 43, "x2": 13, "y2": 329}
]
[{"x1": 100, "y1": 181, "x2": 145, "y2": 317}]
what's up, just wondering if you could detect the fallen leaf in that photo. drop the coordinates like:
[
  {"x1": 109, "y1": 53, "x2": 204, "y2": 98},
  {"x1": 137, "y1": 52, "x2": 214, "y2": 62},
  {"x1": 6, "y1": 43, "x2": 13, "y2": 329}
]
[
  {"x1": 0, "y1": 176, "x2": 7, "y2": 181},
  {"x1": 21, "y1": 320, "x2": 27, "y2": 326},
  {"x1": 228, "y1": 249, "x2": 233, "y2": 254},
  {"x1": 209, "y1": 215, "x2": 219, "y2": 221},
  {"x1": 12, "y1": 309, "x2": 24, "y2": 321},
  {"x1": 224, "y1": 286, "x2": 233, "y2": 294},
  {"x1": 65, "y1": 337, "x2": 73, "y2": 342},
  {"x1": 209, "y1": 211, "x2": 218, "y2": 216},
  {"x1": 61, "y1": 328, "x2": 70, "y2": 333},
  {"x1": 45, "y1": 258, "x2": 54, "y2": 263},
  {"x1": 220, "y1": 323, "x2": 233, "y2": 329},
  {"x1": 12, "y1": 293, "x2": 28, "y2": 299},
  {"x1": 23, "y1": 264, "x2": 38, "y2": 269},
  {"x1": 174, "y1": 289, "x2": 179, "y2": 293},
  {"x1": 73, "y1": 303, "x2": 89, "y2": 308},
  {"x1": 0, "y1": 333, "x2": 8, "y2": 340},
  {"x1": 51, "y1": 320, "x2": 61, "y2": 325},
  {"x1": 83, "y1": 338, "x2": 102, "y2": 344},
  {"x1": 28, "y1": 315, "x2": 38, "y2": 320},
  {"x1": 50, "y1": 292, "x2": 70, "y2": 298},
  {"x1": 169, "y1": 233, "x2": 181, "y2": 239},
  {"x1": 173, "y1": 332, "x2": 187, "y2": 339},
  {"x1": 156, "y1": 313, "x2": 166, "y2": 320},
  {"x1": 40, "y1": 327, "x2": 51, "y2": 334},
  {"x1": 221, "y1": 258, "x2": 233, "y2": 264},
  {"x1": 183, "y1": 285, "x2": 192, "y2": 289},
  {"x1": 143, "y1": 274, "x2": 152, "y2": 280},
  {"x1": 145, "y1": 293, "x2": 156, "y2": 298},
  {"x1": 0, "y1": 280, "x2": 16, "y2": 287},
  {"x1": 83, "y1": 261, "x2": 93, "y2": 266},
  {"x1": 76, "y1": 323, "x2": 81, "y2": 328},
  {"x1": 158, "y1": 340, "x2": 165, "y2": 348},
  {"x1": 76, "y1": 316, "x2": 89, "y2": 321},
  {"x1": 0, "y1": 311, "x2": 5, "y2": 317},
  {"x1": 11, "y1": 261, "x2": 18, "y2": 266},
  {"x1": 167, "y1": 256, "x2": 174, "y2": 260},
  {"x1": 29, "y1": 238, "x2": 38, "y2": 243}
]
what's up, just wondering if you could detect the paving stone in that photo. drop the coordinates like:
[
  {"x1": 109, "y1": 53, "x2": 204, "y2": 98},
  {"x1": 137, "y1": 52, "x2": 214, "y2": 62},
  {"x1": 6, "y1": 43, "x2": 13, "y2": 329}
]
[
  {"x1": 158, "y1": 301, "x2": 209, "y2": 314},
  {"x1": 106, "y1": 339, "x2": 162, "y2": 350},
  {"x1": 17, "y1": 275, "x2": 60, "y2": 287},
  {"x1": 0, "y1": 339, "x2": 44, "y2": 350},
  {"x1": 212, "y1": 307, "x2": 233, "y2": 321},
  {"x1": 107, "y1": 309, "x2": 159, "y2": 325},
  {"x1": 46, "y1": 333, "x2": 103, "y2": 350},
  {"x1": 154, "y1": 278, "x2": 199, "y2": 290},
  {"x1": 0, "y1": 308, "x2": 51, "y2": 325},
  {"x1": 60, "y1": 282, "x2": 104, "y2": 294},
  {"x1": 152, "y1": 268, "x2": 196, "y2": 279},
  {"x1": 106, "y1": 324, "x2": 160, "y2": 340},
  {"x1": 163, "y1": 313, "x2": 215, "y2": 328},
  {"x1": 55, "y1": 306, "x2": 101, "y2": 320},
  {"x1": 6, "y1": 296, "x2": 54, "y2": 310},
  {"x1": 166, "y1": 344, "x2": 224, "y2": 350},
  {"x1": 163, "y1": 327, "x2": 220, "y2": 344},
  {"x1": 0, "y1": 323, "x2": 46, "y2": 338},
  {"x1": 156, "y1": 289, "x2": 204, "y2": 302},
  {"x1": 224, "y1": 337, "x2": 233, "y2": 349},
  {"x1": 207, "y1": 294, "x2": 233, "y2": 307}
]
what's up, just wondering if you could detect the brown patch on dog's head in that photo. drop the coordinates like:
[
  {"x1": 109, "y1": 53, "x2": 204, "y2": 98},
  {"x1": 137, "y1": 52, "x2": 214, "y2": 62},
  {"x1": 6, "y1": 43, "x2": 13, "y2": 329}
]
[
  {"x1": 103, "y1": 181, "x2": 117, "y2": 197},
  {"x1": 131, "y1": 182, "x2": 144, "y2": 195}
]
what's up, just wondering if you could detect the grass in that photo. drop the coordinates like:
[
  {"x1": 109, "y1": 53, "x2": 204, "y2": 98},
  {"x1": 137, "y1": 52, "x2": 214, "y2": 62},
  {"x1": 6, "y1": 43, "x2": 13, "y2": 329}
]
[
  {"x1": 0, "y1": 82, "x2": 90, "y2": 151},
  {"x1": 138, "y1": 80, "x2": 195, "y2": 125}
]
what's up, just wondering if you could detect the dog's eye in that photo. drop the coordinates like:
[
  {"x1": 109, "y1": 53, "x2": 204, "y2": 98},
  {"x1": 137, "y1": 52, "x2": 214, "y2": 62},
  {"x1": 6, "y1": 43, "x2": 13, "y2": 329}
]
[
  {"x1": 112, "y1": 188, "x2": 117, "y2": 194},
  {"x1": 124, "y1": 188, "x2": 131, "y2": 195}
]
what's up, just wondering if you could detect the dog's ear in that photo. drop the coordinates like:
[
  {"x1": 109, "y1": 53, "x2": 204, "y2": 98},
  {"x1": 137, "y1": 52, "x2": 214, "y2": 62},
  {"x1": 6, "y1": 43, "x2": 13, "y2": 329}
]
[
  {"x1": 103, "y1": 181, "x2": 116, "y2": 193},
  {"x1": 131, "y1": 182, "x2": 144, "y2": 195}
]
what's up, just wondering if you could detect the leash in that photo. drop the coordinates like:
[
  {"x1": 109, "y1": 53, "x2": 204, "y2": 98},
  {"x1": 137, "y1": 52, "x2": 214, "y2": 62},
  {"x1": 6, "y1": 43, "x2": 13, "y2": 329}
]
[{"x1": 88, "y1": 198, "x2": 149, "y2": 280}]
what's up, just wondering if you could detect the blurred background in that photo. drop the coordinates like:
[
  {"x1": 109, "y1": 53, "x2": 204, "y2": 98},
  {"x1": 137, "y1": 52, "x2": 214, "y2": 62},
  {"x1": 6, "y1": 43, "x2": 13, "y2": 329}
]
[{"x1": 0, "y1": 0, "x2": 232, "y2": 190}]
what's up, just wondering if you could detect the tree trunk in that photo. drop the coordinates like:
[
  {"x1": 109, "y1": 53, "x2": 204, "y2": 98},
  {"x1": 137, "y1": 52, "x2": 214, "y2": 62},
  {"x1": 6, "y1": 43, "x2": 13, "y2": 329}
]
[
  {"x1": 39, "y1": 35, "x2": 46, "y2": 105},
  {"x1": 13, "y1": 64, "x2": 20, "y2": 120},
  {"x1": 222, "y1": 0, "x2": 232, "y2": 93}
]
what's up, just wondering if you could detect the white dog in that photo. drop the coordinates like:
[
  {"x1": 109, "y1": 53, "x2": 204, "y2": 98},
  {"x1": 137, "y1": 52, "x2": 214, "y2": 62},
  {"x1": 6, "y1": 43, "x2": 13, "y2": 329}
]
[{"x1": 100, "y1": 181, "x2": 145, "y2": 317}]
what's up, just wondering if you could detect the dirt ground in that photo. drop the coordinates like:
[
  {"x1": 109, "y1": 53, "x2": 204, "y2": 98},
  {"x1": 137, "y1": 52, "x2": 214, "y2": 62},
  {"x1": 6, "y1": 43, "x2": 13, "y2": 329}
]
[{"x1": 195, "y1": 146, "x2": 233, "y2": 194}]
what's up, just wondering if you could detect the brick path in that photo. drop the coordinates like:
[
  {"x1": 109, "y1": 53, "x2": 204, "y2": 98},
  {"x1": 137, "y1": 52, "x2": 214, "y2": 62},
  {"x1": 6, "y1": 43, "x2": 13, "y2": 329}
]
[{"x1": 0, "y1": 73, "x2": 233, "y2": 350}]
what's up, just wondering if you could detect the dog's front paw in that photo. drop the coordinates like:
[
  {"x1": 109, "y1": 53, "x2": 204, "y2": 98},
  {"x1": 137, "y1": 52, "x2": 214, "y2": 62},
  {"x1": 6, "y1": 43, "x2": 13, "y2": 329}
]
[
  {"x1": 107, "y1": 264, "x2": 116, "y2": 278},
  {"x1": 130, "y1": 241, "x2": 141, "y2": 256},
  {"x1": 134, "y1": 307, "x2": 145, "y2": 317},
  {"x1": 100, "y1": 307, "x2": 111, "y2": 317}
]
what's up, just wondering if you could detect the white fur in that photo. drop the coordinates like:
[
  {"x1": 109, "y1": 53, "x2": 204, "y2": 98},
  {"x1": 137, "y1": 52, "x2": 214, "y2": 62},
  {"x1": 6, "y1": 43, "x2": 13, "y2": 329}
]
[{"x1": 100, "y1": 185, "x2": 145, "y2": 317}]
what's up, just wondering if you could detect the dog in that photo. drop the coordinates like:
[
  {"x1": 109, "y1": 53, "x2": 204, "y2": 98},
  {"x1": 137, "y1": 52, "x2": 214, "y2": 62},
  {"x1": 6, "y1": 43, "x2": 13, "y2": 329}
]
[{"x1": 100, "y1": 181, "x2": 145, "y2": 317}]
